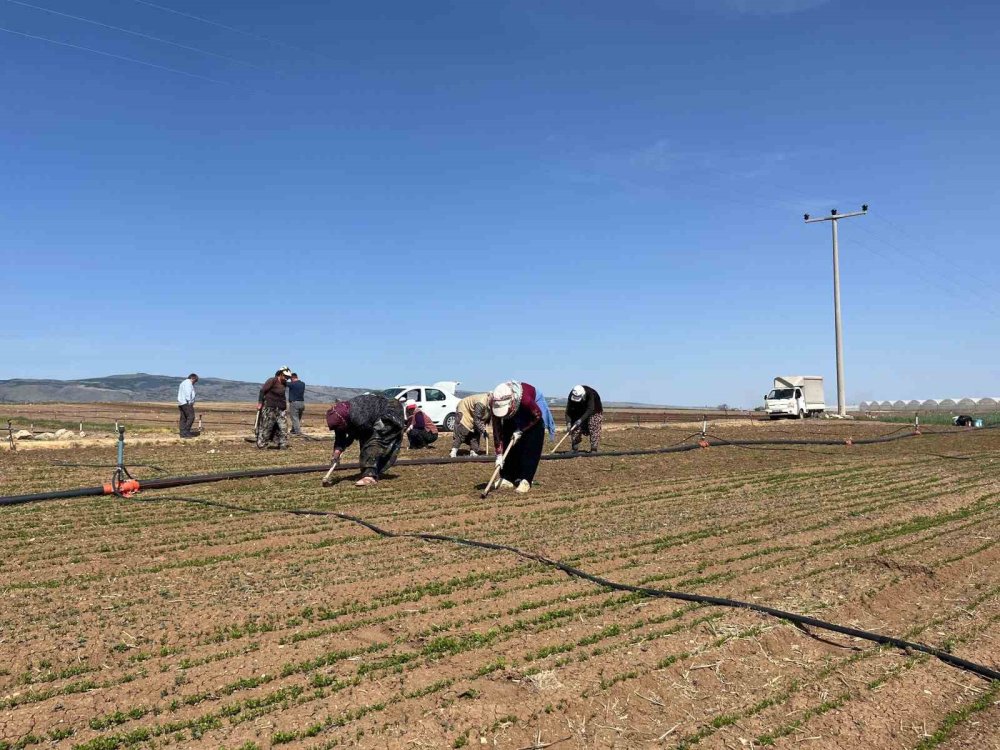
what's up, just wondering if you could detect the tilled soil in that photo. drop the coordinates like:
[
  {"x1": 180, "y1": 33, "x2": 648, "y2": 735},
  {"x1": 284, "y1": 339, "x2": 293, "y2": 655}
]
[{"x1": 0, "y1": 418, "x2": 997, "y2": 750}]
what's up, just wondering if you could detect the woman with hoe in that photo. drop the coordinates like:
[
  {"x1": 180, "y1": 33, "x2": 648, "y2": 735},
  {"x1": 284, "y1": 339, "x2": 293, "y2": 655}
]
[{"x1": 488, "y1": 381, "x2": 546, "y2": 494}]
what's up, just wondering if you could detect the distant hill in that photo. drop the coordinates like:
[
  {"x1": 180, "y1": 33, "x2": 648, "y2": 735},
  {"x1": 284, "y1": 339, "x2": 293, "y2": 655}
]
[
  {"x1": 0, "y1": 374, "x2": 371, "y2": 404},
  {"x1": 0, "y1": 374, "x2": 702, "y2": 409}
]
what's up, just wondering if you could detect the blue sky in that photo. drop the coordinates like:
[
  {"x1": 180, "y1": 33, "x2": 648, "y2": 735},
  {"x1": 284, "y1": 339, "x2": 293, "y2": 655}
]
[{"x1": 2, "y1": 0, "x2": 998, "y2": 406}]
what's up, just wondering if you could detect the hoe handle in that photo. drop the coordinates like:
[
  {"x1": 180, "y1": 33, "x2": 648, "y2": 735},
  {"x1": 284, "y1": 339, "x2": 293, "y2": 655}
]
[
  {"x1": 550, "y1": 430, "x2": 572, "y2": 454},
  {"x1": 481, "y1": 434, "x2": 519, "y2": 499},
  {"x1": 321, "y1": 460, "x2": 340, "y2": 487}
]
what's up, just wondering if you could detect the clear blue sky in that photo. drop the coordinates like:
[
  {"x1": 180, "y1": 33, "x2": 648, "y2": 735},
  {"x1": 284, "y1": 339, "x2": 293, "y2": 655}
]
[{"x1": 2, "y1": 0, "x2": 998, "y2": 406}]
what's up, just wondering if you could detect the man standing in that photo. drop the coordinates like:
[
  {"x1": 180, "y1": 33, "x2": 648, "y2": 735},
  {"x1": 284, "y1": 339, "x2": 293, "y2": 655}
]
[
  {"x1": 257, "y1": 367, "x2": 292, "y2": 449},
  {"x1": 177, "y1": 373, "x2": 199, "y2": 438},
  {"x1": 287, "y1": 373, "x2": 306, "y2": 435}
]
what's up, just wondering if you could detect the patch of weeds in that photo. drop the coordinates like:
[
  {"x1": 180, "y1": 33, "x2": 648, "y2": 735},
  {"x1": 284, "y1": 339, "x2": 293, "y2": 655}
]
[
  {"x1": 89, "y1": 707, "x2": 148, "y2": 730},
  {"x1": 756, "y1": 692, "x2": 851, "y2": 745},
  {"x1": 913, "y1": 680, "x2": 1000, "y2": 749},
  {"x1": 404, "y1": 678, "x2": 453, "y2": 699},
  {"x1": 489, "y1": 715, "x2": 519, "y2": 732},
  {"x1": 475, "y1": 658, "x2": 506, "y2": 676}
]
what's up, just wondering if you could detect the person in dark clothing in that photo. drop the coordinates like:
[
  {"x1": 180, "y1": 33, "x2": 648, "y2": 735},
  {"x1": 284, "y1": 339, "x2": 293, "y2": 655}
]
[
  {"x1": 325, "y1": 394, "x2": 405, "y2": 486},
  {"x1": 257, "y1": 367, "x2": 292, "y2": 449},
  {"x1": 405, "y1": 401, "x2": 439, "y2": 449},
  {"x1": 565, "y1": 384, "x2": 604, "y2": 452},
  {"x1": 287, "y1": 373, "x2": 306, "y2": 435},
  {"x1": 489, "y1": 381, "x2": 545, "y2": 494},
  {"x1": 953, "y1": 415, "x2": 975, "y2": 427}
]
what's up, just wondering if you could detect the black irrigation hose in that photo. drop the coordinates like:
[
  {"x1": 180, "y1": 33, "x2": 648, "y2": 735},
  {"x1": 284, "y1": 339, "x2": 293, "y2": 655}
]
[
  {"x1": 0, "y1": 428, "x2": 941, "y2": 507},
  {"x1": 144, "y1": 492, "x2": 1000, "y2": 682},
  {"x1": 0, "y1": 486, "x2": 107, "y2": 506}
]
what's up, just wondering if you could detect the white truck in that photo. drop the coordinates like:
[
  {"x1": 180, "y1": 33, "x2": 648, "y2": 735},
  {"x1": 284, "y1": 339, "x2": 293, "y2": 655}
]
[{"x1": 764, "y1": 376, "x2": 825, "y2": 419}]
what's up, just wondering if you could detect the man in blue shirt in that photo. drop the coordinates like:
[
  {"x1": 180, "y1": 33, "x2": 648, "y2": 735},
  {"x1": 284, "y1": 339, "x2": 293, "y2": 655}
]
[
  {"x1": 287, "y1": 373, "x2": 306, "y2": 436},
  {"x1": 176, "y1": 373, "x2": 199, "y2": 438}
]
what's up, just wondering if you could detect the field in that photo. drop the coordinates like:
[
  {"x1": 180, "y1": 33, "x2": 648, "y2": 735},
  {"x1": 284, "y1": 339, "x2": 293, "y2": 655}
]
[
  {"x1": 0, "y1": 408, "x2": 997, "y2": 750},
  {"x1": 0, "y1": 402, "x2": 751, "y2": 438}
]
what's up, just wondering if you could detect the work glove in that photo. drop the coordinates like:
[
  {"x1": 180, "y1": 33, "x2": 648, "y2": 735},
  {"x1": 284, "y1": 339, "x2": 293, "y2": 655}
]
[
  {"x1": 495, "y1": 455, "x2": 504, "y2": 468},
  {"x1": 512, "y1": 430, "x2": 523, "y2": 441},
  {"x1": 449, "y1": 448, "x2": 457, "y2": 458}
]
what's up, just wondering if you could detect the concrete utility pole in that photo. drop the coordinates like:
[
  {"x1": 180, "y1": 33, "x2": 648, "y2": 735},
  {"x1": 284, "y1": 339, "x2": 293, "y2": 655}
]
[{"x1": 804, "y1": 205, "x2": 868, "y2": 417}]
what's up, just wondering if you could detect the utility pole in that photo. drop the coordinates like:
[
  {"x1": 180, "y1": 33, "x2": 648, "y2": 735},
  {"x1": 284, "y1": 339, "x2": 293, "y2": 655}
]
[{"x1": 804, "y1": 205, "x2": 867, "y2": 418}]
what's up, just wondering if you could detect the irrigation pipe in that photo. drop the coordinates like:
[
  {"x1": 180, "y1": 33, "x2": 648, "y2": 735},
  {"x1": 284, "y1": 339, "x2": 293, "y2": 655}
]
[
  {"x1": 142, "y1": 491, "x2": 1000, "y2": 682},
  {"x1": 0, "y1": 428, "x2": 939, "y2": 507}
]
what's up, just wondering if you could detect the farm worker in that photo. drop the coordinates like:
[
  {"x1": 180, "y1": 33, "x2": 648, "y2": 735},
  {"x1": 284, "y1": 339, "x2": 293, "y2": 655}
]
[
  {"x1": 953, "y1": 415, "x2": 975, "y2": 427},
  {"x1": 450, "y1": 393, "x2": 491, "y2": 457},
  {"x1": 176, "y1": 373, "x2": 199, "y2": 439},
  {"x1": 489, "y1": 381, "x2": 546, "y2": 494},
  {"x1": 325, "y1": 394, "x2": 405, "y2": 486},
  {"x1": 405, "y1": 400, "x2": 439, "y2": 449},
  {"x1": 286, "y1": 373, "x2": 306, "y2": 436},
  {"x1": 565, "y1": 384, "x2": 604, "y2": 452},
  {"x1": 257, "y1": 367, "x2": 292, "y2": 449}
]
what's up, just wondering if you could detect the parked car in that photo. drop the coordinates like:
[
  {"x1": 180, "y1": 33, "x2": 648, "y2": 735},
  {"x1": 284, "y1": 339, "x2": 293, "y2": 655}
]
[{"x1": 379, "y1": 381, "x2": 461, "y2": 431}]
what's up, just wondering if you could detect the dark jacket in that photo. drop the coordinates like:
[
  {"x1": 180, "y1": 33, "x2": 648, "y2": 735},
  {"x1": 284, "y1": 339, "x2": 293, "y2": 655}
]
[
  {"x1": 328, "y1": 394, "x2": 405, "y2": 452},
  {"x1": 287, "y1": 380, "x2": 306, "y2": 402},
  {"x1": 259, "y1": 377, "x2": 287, "y2": 410},
  {"x1": 565, "y1": 386, "x2": 603, "y2": 425}
]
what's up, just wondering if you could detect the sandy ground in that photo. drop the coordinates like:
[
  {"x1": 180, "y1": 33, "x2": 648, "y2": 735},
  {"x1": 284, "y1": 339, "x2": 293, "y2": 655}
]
[{"x1": 0, "y1": 417, "x2": 997, "y2": 750}]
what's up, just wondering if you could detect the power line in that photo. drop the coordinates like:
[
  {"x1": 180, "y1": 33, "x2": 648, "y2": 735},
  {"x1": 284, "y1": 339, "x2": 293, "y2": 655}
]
[
  {"x1": 126, "y1": 0, "x2": 331, "y2": 60},
  {"x1": 869, "y1": 212, "x2": 1000, "y2": 299},
  {"x1": 852, "y1": 223, "x2": 1000, "y2": 315},
  {"x1": 845, "y1": 234, "x2": 1000, "y2": 318},
  {"x1": 3, "y1": 0, "x2": 265, "y2": 69},
  {"x1": 0, "y1": 24, "x2": 228, "y2": 84}
]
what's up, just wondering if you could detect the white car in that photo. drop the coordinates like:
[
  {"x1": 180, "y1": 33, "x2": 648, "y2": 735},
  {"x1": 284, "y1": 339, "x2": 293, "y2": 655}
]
[{"x1": 379, "y1": 381, "x2": 462, "y2": 431}]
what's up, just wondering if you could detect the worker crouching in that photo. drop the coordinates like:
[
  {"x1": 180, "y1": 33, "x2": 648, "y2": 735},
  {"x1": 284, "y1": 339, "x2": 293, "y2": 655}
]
[
  {"x1": 325, "y1": 394, "x2": 405, "y2": 487},
  {"x1": 489, "y1": 381, "x2": 545, "y2": 494},
  {"x1": 451, "y1": 393, "x2": 491, "y2": 457},
  {"x1": 405, "y1": 400, "x2": 439, "y2": 449}
]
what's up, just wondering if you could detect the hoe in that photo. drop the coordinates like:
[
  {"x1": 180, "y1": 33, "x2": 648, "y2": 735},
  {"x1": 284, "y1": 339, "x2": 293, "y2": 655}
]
[{"x1": 480, "y1": 433, "x2": 519, "y2": 499}]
